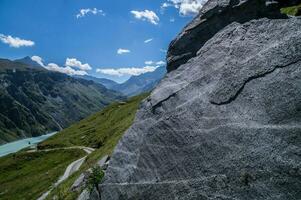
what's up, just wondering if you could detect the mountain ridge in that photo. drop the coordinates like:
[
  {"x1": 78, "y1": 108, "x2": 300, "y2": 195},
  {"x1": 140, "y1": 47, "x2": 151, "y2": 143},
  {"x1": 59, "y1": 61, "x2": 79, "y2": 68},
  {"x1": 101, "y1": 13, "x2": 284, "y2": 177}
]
[{"x1": 0, "y1": 59, "x2": 124, "y2": 144}]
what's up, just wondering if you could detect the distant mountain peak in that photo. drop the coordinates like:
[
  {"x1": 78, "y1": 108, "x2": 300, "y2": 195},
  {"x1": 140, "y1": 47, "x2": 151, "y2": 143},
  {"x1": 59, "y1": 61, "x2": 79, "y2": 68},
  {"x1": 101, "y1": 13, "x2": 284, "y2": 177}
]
[{"x1": 14, "y1": 56, "x2": 43, "y2": 68}]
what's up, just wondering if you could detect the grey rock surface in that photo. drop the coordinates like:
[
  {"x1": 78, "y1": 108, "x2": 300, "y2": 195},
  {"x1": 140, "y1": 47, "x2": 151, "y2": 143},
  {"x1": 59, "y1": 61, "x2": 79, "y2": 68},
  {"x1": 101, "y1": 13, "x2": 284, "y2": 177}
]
[
  {"x1": 166, "y1": 0, "x2": 290, "y2": 72},
  {"x1": 71, "y1": 173, "x2": 86, "y2": 191},
  {"x1": 101, "y1": 15, "x2": 301, "y2": 200},
  {"x1": 77, "y1": 189, "x2": 90, "y2": 200},
  {"x1": 97, "y1": 155, "x2": 109, "y2": 169},
  {"x1": 77, "y1": 187, "x2": 100, "y2": 200}
]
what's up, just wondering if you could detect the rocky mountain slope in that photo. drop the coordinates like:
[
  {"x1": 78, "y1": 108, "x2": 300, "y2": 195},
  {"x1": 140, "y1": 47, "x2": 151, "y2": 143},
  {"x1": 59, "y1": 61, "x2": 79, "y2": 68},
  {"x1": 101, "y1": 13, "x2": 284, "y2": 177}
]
[
  {"x1": 101, "y1": 0, "x2": 301, "y2": 199},
  {"x1": 14, "y1": 56, "x2": 43, "y2": 69},
  {"x1": 0, "y1": 59, "x2": 123, "y2": 144},
  {"x1": 111, "y1": 66, "x2": 166, "y2": 96},
  {"x1": 77, "y1": 66, "x2": 166, "y2": 97},
  {"x1": 75, "y1": 75, "x2": 119, "y2": 89}
]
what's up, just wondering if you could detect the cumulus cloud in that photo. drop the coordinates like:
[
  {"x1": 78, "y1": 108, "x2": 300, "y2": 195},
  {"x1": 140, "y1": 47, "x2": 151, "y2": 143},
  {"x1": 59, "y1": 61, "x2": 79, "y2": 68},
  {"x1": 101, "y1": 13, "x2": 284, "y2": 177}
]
[
  {"x1": 31, "y1": 56, "x2": 44, "y2": 66},
  {"x1": 76, "y1": 8, "x2": 105, "y2": 18},
  {"x1": 131, "y1": 10, "x2": 160, "y2": 25},
  {"x1": 145, "y1": 61, "x2": 154, "y2": 65},
  {"x1": 0, "y1": 34, "x2": 34, "y2": 48},
  {"x1": 65, "y1": 58, "x2": 91, "y2": 70},
  {"x1": 117, "y1": 48, "x2": 131, "y2": 55},
  {"x1": 156, "y1": 61, "x2": 166, "y2": 66},
  {"x1": 96, "y1": 66, "x2": 158, "y2": 77},
  {"x1": 144, "y1": 38, "x2": 153, "y2": 43},
  {"x1": 145, "y1": 60, "x2": 166, "y2": 66},
  {"x1": 162, "y1": 0, "x2": 207, "y2": 16},
  {"x1": 45, "y1": 63, "x2": 87, "y2": 76},
  {"x1": 31, "y1": 55, "x2": 88, "y2": 76}
]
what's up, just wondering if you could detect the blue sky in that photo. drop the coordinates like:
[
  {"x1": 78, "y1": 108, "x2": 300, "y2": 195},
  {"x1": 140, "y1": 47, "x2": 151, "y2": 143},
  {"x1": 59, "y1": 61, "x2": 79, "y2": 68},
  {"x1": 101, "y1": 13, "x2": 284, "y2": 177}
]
[{"x1": 0, "y1": 0, "x2": 205, "y2": 82}]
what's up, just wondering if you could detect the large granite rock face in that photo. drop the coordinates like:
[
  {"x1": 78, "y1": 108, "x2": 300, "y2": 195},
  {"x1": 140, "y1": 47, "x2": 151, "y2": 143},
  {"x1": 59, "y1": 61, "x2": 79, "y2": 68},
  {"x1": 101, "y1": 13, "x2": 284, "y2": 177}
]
[
  {"x1": 166, "y1": 0, "x2": 296, "y2": 72},
  {"x1": 100, "y1": 1, "x2": 301, "y2": 200}
]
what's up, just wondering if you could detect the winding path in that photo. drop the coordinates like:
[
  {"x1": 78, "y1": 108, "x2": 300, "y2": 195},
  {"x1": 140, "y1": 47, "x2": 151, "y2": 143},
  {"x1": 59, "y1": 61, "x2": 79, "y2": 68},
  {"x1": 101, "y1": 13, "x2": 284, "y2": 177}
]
[{"x1": 36, "y1": 146, "x2": 95, "y2": 200}]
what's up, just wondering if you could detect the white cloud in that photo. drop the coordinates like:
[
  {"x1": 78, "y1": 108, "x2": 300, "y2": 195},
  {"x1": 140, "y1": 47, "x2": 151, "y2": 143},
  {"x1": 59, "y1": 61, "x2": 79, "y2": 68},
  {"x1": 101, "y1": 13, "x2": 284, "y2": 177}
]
[
  {"x1": 170, "y1": 18, "x2": 175, "y2": 22},
  {"x1": 145, "y1": 60, "x2": 165, "y2": 66},
  {"x1": 45, "y1": 63, "x2": 87, "y2": 76},
  {"x1": 160, "y1": 49, "x2": 167, "y2": 53},
  {"x1": 65, "y1": 58, "x2": 91, "y2": 70},
  {"x1": 144, "y1": 38, "x2": 153, "y2": 43},
  {"x1": 0, "y1": 34, "x2": 34, "y2": 48},
  {"x1": 161, "y1": 2, "x2": 172, "y2": 8},
  {"x1": 76, "y1": 8, "x2": 105, "y2": 18},
  {"x1": 162, "y1": 0, "x2": 207, "y2": 16},
  {"x1": 96, "y1": 66, "x2": 158, "y2": 77},
  {"x1": 131, "y1": 10, "x2": 160, "y2": 25},
  {"x1": 145, "y1": 61, "x2": 154, "y2": 65},
  {"x1": 117, "y1": 48, "x2": 131, "y2": 55},
  {"x1": 31, "y1": 56, "x2": 44, "y2": 66},
  {"x1": 31, "y1": 55, "x2": 88, "y2": 76},
  {"x1": 156, "y1": 61, "x2": 166, "y2": 66}
]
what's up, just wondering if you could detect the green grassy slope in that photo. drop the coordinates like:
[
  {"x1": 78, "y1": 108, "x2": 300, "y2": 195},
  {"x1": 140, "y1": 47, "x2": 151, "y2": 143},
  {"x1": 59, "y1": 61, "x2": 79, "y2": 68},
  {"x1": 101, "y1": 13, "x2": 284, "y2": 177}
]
[
  {"x1": 39, "y1": 93, "x2": 148, "y2": 150},
  {"x1": 42, "y1": 93, "x2": 148, "y2": 200},
  {"x1": 0, "y1": 149, "x2": 85, "y2": 200}
]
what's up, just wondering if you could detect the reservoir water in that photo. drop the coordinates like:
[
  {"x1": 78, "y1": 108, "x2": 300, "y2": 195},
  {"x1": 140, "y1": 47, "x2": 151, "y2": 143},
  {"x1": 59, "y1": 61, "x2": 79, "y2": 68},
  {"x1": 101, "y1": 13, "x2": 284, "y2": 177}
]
[{"x1": 0, "y1": 132, "x2": 57, "y2": 157}]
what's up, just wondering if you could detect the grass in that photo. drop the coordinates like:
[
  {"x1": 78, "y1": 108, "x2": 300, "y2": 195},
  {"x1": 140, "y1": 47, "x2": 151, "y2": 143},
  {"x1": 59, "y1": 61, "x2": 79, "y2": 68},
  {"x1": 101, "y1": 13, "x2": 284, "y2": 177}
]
[
  {"x1": 0, "y1": 149, "x2": 85, "y2": 200},
  {"x1": 43, "y1": 93, "x2": 148, "y2": 200},
  {"x1": 39, "y1": 93, "x2": 148, "y2": 149},
  {"x1": 281, "y1": 3, "x2": 301, "y2": 16}
]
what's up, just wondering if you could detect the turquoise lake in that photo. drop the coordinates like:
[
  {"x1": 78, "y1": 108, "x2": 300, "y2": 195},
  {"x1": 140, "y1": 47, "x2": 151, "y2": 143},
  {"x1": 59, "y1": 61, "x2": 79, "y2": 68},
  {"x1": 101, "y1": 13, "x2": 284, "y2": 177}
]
[{"x1": 0, "y1": 132, "x2": 57, "y2": 157}]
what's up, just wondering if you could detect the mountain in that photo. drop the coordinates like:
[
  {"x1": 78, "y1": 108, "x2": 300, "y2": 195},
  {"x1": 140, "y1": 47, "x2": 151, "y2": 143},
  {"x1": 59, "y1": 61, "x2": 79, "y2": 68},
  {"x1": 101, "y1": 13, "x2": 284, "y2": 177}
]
[
  {"x1": 76, "y1": 66, "x2": 166, "y2": 97},
  {"x1": 112, "y1": 66, "x2": 166, "y2": 96},
  {"x1": 0, "y1": 58, "x2": 124, "y2": 144},
  {"x1": 14, "y1": 56, "x2": 43, "y2": 68},
  {"x1": 101, "y1": 1, "x2": 301, "y2": 199},
  {"x1": 75, "y1": 75, "x2": 119, "y2": 89}
]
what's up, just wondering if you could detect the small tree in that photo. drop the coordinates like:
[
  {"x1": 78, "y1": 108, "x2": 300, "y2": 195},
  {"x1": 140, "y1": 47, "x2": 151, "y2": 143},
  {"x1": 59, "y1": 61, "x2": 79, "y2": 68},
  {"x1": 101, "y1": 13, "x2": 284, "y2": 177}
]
[{"x1": 87, "y1": 166, "x2": 104, "y2": 192}]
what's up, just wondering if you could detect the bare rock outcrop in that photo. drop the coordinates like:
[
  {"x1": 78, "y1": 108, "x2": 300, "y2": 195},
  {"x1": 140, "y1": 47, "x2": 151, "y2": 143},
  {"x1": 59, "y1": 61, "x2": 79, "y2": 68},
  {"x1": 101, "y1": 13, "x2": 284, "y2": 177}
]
[{"x1": 100, "y1": 0, "x2": 301, "y2": 199}]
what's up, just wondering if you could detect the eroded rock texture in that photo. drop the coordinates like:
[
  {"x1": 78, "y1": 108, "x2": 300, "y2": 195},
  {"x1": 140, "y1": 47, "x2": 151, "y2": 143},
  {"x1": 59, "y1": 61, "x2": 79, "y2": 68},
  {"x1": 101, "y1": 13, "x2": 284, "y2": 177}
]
[
  {"x1": 101, "y1": 1, "x2": 301, "y2": 199},
  {"x1": 166, "y1": 0, "x2": 301, "y2": 72}
]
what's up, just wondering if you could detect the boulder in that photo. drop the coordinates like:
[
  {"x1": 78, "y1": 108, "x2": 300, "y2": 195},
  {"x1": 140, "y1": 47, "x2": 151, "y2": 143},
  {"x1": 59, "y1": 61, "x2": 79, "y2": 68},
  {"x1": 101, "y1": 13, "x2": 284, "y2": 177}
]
[
  {"x1": 166, "y1": 0, "x2": 292, "y2": 72},
  {"x1": 101, "y1": 12, "x2": 301, "y2": 200}
]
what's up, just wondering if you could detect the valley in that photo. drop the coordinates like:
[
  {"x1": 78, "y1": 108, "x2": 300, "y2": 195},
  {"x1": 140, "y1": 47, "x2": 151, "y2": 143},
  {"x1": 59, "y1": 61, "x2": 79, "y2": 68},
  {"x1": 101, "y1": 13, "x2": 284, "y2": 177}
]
[
  {"x1": 0, "y1": 59, "x2": 124, "y2": 144},
  {"x1": 0, "y1": 94, "x2": 147, "y2": 200}
]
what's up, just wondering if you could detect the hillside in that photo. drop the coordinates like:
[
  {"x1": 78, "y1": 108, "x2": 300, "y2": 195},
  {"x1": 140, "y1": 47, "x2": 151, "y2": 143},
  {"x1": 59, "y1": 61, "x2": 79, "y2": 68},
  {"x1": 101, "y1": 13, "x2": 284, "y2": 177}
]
[
  {"x1": 0, "y1": 94, "x2": 147, "y2": 200},
  {"x1": 0, "y1": 148, "x2": 85, "y2": 200},
  {"x1": 0, "y1": 59, "x2": 124, "y2": 144},
  {"x1": 39, "y1": 94, "x2": 148, "y2": 149}
]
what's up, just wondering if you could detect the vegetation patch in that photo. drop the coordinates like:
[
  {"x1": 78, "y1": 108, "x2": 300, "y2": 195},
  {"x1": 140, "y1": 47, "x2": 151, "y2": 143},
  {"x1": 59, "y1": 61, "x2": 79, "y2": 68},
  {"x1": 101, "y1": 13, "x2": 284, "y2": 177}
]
[
  {"x1": 0, "y1": 149, "x2": 85, "y2": 200},
  {"x1": 281, "y1": 3, "x2": 301, "y2": 16}
]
